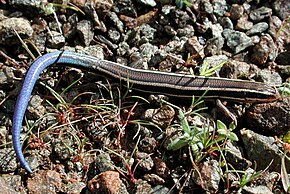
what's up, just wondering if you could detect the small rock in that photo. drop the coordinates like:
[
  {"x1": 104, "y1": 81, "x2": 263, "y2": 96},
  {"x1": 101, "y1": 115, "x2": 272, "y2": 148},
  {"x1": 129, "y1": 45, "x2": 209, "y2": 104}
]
[
  {"x1": 116, "y1": 41, "x2": 130, "y2": 56},
  {"x1": 240, "y1": 129, "x2": 290, "y2": 172},
  {"x1": 212, "y1": 0, "x2": 228, "y2": 17},
  {"x1": 143, "y1": 174, "x2": 165, "y2": 185},
  {"x1": 108, "y1": 28, "x2": 121, "y2": 43},
  {"x1": 0, "y1": 17, "x2": 33, "y2": 45},
  {"x1": 205, "y1": 36, "x2": 225, "y2": 55},
  {"x1": 139, "y1": 137, "x2": 157, "y2": 153},
  {"x1": 64, "y1": 182, "x2": 86, "y2": 194},
  {"x1": 164, "y1": 25, "x2": 177, "y2": 36},
  {"x1": 152, "y1": 185, "x2": 171, "y2": 194},
  {"x1": 203, "y1": 55, "x2": 228, "y2": 73},
  {"x1": 200, "y1": 0, "x2": 213, "y2": 14},
  {"x1": 236, "y1": 14, "x2": 253, "y2": 31},
  {"x1": 46, "y1": 31, "x2": 65, "y2": 49},
  {"x1": 136, "y1": 0, "x2": 156, "y2": 7},
  {"x1": 95, "y1": 35, "x2": 118, "y2": 50},
  {"x1": 0, "y1": 66, "x2": 14, "y2": 89},
  {"x1": 106, "y1": 11, "x2": 124, "y2": 33},
  {"x1": 88, "y1": 171, "x2": 122, "y2": 194},
  {"x1": 268, "y1": 16, "x2": 282, "y2": 38},
  {"x1": 135, "y1": 152, "x2": 154, "y2": 171},
  {"x1": 0, "y1": 175, "x2": 23, "y2": 194},
  {"x1": 0, "y1": 148, "x2": 17, "y2": 173},
  {"x1": 139, "y1": 24, "x2": 157, "y2": 42},
  {"x1": 143, "y1": 105, "x2": 175, "y2": 128},
  {"x1": 27, "y1": 95, "x2": 45, "y2": 119},
  {"x1": 256, "y1": 69, "x2": 282, "y2": 85},
  {"x1": 251, "y1": 37, "x2": 274, "y2": 65},
  {"x1": 176, "y1": 25, "x2": 195, "y2": 37},
  {"x1": 192, "y1": 160, "x2": 221, "y2": 193},
  {"x1": 154, "y1": 157, "x2": 169, "y2": 178},
  {"x1": 134, "y1": 179, "x2": 153, "y2": 194},
  {"x1": 140, "y1": 43, "x2": 158, "y2": 60},
  {"x1": 76, "y1": 20, "x2": 94, "y2": 46},
  {"x1": 249, "y1": 6, "x2": 272, "y2": 22},
  {"x1": 223, "y1": 29, "x2": 253, "y2": 53},
  {"x1": 185, "y1": 36, "x2": 205, "y2": 59},
  {"x1": 229, "y1": 4, "x2": 244, "y2": 20},
  {"x1": 224, "y1": 142, "x2": 252, "y2": 170},
  {"x1": 220, "y1": 60, "x2": 256, "y2": 79},
  {"x1": 273, "y1": 0, "x2": 290, "y2": 20},
  {"x1": 0, "y1": 126, "x2": 7, "y2": 146},
  {"x1": 0, "y1": 176, "x2": 19, "y2": 194},
  {"x1": 94, "y1": 152, "x2": 114, "y2": 173},
  {"x1": 218, "y1": 17, "x2": 234, "y2": 29},
  {"x1": 76, "y1": 45, "x2": 104, "y2": 60},
  {"x1": 246, "y1": 22, "x2": 268, "y2": 36},
  {"x1": 8, "y1": 0, "x2": 43, "y2": 15},
  {"x1": 27, "y1": 170, "x2": 62, "y2": 193},
  {"x1": 242, "y1": 185, "x2": 273, "y2": 194},
  {"x1": 246, "y1": 97, "x2": 289, "y2": 135},
  {"x1": 53, "y1": 132, "x2": 75, "y2": 161}
]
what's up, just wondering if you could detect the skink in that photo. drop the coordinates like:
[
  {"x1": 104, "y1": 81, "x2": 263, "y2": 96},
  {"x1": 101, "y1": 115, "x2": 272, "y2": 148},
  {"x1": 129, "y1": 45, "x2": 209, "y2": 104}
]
[{"x1": 12, "y1": 51, "x2": 280, "y2": 173}]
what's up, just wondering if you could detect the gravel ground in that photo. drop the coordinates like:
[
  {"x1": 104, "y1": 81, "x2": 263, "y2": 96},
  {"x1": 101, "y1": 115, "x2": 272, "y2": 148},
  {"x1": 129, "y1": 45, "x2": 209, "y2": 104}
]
[{"x1": 0, "y1": 0, "x2": 289, "y2": 193}]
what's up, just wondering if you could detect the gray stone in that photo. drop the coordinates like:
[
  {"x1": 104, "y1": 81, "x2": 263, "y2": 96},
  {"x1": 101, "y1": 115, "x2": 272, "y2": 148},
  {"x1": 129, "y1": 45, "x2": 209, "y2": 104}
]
[
  {"x1": 249, "y1": 6, "x2": 272, "y2": 22},
  {"x1": 46, "y1": 31, "x2": 65, "y2": 49},
  {"x1": 246, "y1": 22, "x2": 269, "y2": 35},
  {"x1": 76, "y1": 20, "x2": 94, "y2": 46},
  {"x1": 223, "y1": 29, "x2": 253, "y2": 53},
  {"x1": 0, "y1": 17, "x2": 33, "y2": 45},
  {"x1": 240, "y1": 129, "x2": 290, "y2": 172}
]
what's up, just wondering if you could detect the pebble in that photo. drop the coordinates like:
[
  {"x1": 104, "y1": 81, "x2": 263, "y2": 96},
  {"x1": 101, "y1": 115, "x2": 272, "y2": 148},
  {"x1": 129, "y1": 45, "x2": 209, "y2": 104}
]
[
  {"x1": 135, "y1": 152, "x2": 154, "y2": 171},
  {"x1": 106, "y1": 11, "x2": 124, "y2": 33},
  {"x1": 252, "y1": 39, "x2": 276, "y2": 64},
  {"x1": 218, "y1": 17, "x2": 234, "y2": 29},
  {"x1": 139, "y1": 137, "x2": 157, "y2": 153},
  {"x1": 249, "y1": 6, "x2": 272, "y2": 22},
  {"x1": 143, "y1": 174, "x2": 165, "y2": 185},
  {"x1": 247, "y1": 97, "x2": 290, "y2": 136},
  {"x1": 88, "y1": 171, "x2": 122, "y2": 193},
  {"x1": 143, "y1": 105, "x2": 175, "y2": 128},
  {"x1": 46, "y1": 30, "x2": 65, "y2": 49},
  {"x1": 223, "y1": 29, "x2": 253, "y2": 53},
  {"x1": 0, "y1": 148, "x2": 17, "y2": 173},
  {"x1": 273, "y1": 0, "x2": 290, "y2": 19},
  {"x1": 212, "y1": 0, "x2": 228, "y2": 17},
  {"x1": 108, "y1": 28, "x2": 121, "y2": 43},
  {"x1": 0, "y1": 66, "x2": 14, "y2": 88},
  {"x1": 240, "y1": 129, "x2": 290, "y2": 172},
  {"x1": 192, "y1": 160, "x2": 220, "y2": 193},
  {"x1": 0, "y1": 176, "x2": 19, "y2": 194},
  {"x1": 205, "y1": 36, "x2": 224, "y2": 55},
  {"x1": 137, "y1": 0, "x2": 156, "y2": 7},
  {"x1": 246, "y1": 22, "x2": 268, "y2": 35},
  {"x1": 236, "y1": 15, "x2": 253, "y2": 31},
  {"x1": 27, "y1": 170, "x2": 62, "y2": 193},
  {"x1": 76, "y1": 20, "x2": 94, "y2": 46},
  {"x1": 229, "y1": 4, "x2": 244, "y2": 20},
  {"x1": 256, "y1": 69, "x2": 282, "y2": 85},
  {"x1": 0, "y1": 17, "x2": 33, "y2": 45}
]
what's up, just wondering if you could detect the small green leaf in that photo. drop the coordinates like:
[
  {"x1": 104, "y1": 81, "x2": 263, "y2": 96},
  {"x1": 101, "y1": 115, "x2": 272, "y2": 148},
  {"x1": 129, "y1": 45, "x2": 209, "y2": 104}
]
[
  {"x1": 167, "y1": 136, "x2": 189, "y2": 151},
  {"x1": 217, "y1": 120, "x2": 227, "y2": 130},
  {"x1": 228, "y1": 132, "x2": 239, "y2": 141}
]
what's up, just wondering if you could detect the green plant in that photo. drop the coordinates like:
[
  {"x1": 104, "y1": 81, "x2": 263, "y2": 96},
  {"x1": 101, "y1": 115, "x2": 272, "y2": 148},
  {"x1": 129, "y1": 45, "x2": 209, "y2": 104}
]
[
  {"x1": 165, "y1": 96, "x2": 237, "y2": 163},
  {"x1": 199, "y1": 60, "x2": 227, "y2": 77},
  {"x1": 175, "y1": 0, "x2": 193, "y2": 8},
  {"x1": 227, "y1": 161, "x2": 273, "y2": 191},
  {"x1": 278, "y1": 83, "x2": 290, "y2": 97}
]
